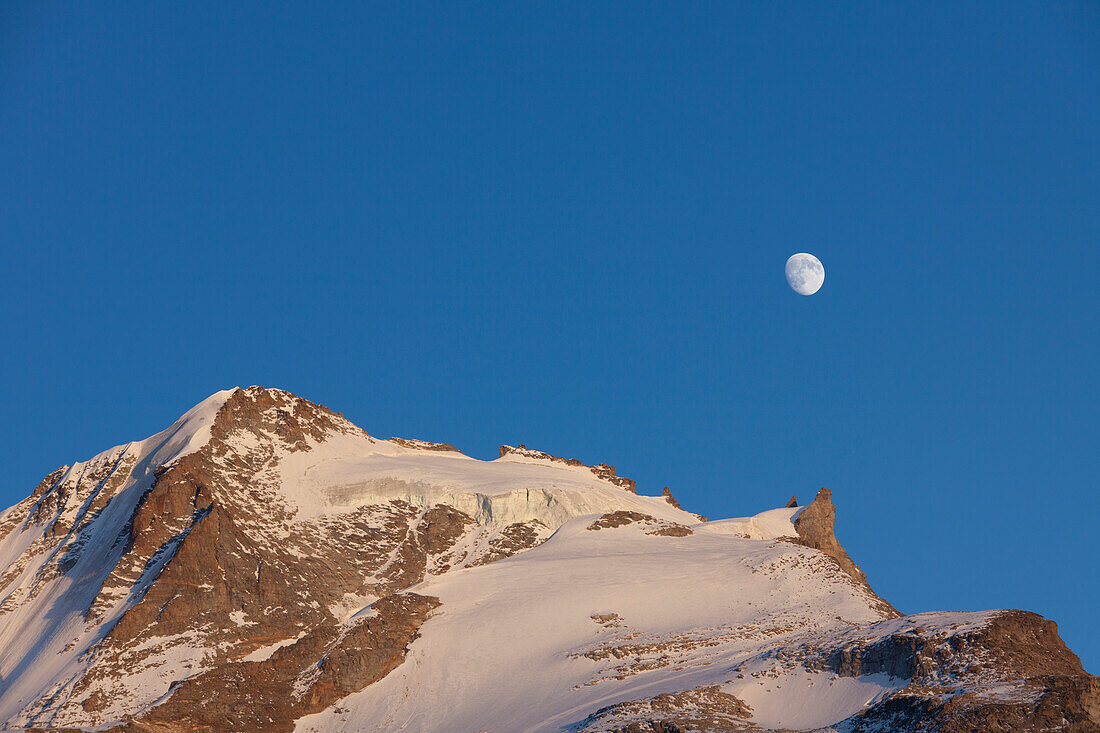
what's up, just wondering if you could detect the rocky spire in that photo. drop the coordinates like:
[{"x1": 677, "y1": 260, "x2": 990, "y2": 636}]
[
  {"x1": 792, "y1": 487, "x2": 900, "y2": 617},
  {"x1": 660, "y1": 487, "x2": 682, "y2": 509}
]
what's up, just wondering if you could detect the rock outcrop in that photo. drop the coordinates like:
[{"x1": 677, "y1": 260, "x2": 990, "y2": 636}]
[
  {"x1": 787, "y1": 487, "x2": 900, "y2": 620},
  {"x1": 499, "y1": 444, "x2": 638, "y2": 493},
  {"x1": 661, "y1": 486, "x2": 683, "y2": 509},
  {"x1": 387, "y1": 437, "x2": 464, "y2": 453},
  {"x1": 830, "y1": 610, "x2": 1100, "y2": 732},
  {"x1": 791, "y1": 488, "x2": 861, "y2": 581}
]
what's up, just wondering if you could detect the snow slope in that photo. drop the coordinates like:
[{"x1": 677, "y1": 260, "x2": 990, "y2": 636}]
[{"x1": 293, "y1": 513, "x2": 914, "y2": 733}]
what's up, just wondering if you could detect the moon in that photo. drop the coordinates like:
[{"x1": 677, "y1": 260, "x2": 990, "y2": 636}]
[{"x1": 785, "y1": 253, "x2": 825, "y2": 295}]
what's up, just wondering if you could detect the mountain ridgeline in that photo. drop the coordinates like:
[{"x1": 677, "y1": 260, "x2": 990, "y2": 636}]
[{"x1": 0, "y1": 387, "x2": 1096, "y2": 732}]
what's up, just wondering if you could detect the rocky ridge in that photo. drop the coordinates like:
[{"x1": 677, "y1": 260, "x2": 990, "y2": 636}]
[{"x1": 498, "y1": 443, "x2": 640, "y2": 493}]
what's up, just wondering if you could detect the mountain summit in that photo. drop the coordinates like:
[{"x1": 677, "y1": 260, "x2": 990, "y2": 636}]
[{"x1": 0, "y1": 387, "x2": 1096, "y2": 732}]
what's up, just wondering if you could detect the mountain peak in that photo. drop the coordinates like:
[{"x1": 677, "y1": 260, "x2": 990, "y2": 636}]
[{"x1": 0, "y1": 390, "x2": 1094, "y2": 732}]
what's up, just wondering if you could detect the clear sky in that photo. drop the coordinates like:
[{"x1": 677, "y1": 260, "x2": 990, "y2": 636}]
[{"x1": 2, "y1": 2, "x2": 1098, "y2": 670}]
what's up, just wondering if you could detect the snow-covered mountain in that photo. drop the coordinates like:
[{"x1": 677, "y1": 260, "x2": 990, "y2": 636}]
[{"x1": 0, "y1": 387, "x2": 1095, "y2": 732}]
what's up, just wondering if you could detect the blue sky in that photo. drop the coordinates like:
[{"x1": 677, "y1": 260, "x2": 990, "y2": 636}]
[{"x1": 1, "y1": 2, "x2": 1098, "y2": 670}]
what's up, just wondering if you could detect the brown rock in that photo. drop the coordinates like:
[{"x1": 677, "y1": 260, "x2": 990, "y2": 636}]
[
  {"x1": 823, "y1": 610, "x2": 1100, "y2": 732},
  {"x1": 389, "y1": 437, "x2": 464, "y2": 453},
  {"x1": 578, "y1": 684, "x2": 751, "y2": 732},
  {"x1": 130, "y1": 592, "x2": 441, "y2": 733},
  {"x1": 499, "y1": 445, "x2": 638, "y2": 493},
  {"x1": 587, "y1": 511, "x2": 656, "y2": 530},
  {"x1": 790, "y1": 487, "x2": 899, "y2": 617},
  {"x1": 660, "y1": 487, "x2": 683, "y2": 510}
]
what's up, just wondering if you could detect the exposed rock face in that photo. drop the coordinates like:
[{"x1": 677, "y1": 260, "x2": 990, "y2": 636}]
[
  {"x1": 0, "y1": 387, "x2": 1095, "y2": 733},
  {"x1": 468, "y1": 519, "x2": 548, "y2": 566},
  {"x1": 790, "y1": 486, "x2": 899, "y2": 618},
  {"x1": 848, "y1": 680, "x2": 1100, "y2": 733},
  {"x1": 588, "y1": 510, "x2": 656, "y2": 530},
  {"x1": 587, "y1": 511, "x2": 693, "y2": 536},
  {"x1": 828, "y1": 610, "x2": 1100, "y2": 733},
  {"x1": 580, "y1": 609, "x2": 1100, "y2": 733},
  {"x1": 578, "y1": 685, "x2": 752, "y2": 732},
  {"x1": 792, "y1": 488, "x2": 875, "y2": 589},
  {"x1": 791, "y1": 487, "x2": 861, "y2": 581},
  {"x1": 131, "y1": 592, "x2": 440, "y2": 733}
]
